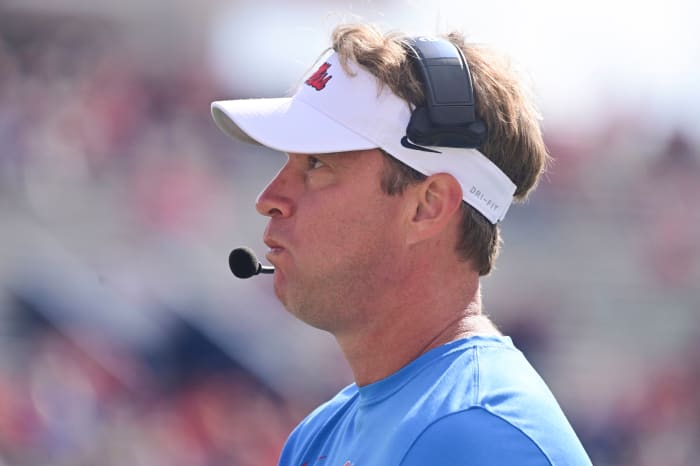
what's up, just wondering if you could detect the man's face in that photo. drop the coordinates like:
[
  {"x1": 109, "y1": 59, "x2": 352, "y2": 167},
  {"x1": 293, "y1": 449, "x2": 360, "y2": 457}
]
[{"x1": 256, "y1": 149, "x2": 409, "y2": 333}]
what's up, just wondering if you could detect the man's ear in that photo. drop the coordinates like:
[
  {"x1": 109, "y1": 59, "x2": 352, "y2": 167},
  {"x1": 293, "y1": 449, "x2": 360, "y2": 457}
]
[{"x1": 405, "y1": 173, "x2": 463, "y2": 245}]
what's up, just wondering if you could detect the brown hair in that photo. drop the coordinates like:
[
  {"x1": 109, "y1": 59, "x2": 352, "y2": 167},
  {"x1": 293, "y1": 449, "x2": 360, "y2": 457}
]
[{"x1": 332, "y1": 24, "x2": 549, "y2": 275}]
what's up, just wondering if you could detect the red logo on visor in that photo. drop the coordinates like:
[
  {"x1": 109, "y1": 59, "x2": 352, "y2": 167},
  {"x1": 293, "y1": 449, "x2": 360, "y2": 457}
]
[{"x1": 305, "y1": 62, "x2": 333, "y2": 91}]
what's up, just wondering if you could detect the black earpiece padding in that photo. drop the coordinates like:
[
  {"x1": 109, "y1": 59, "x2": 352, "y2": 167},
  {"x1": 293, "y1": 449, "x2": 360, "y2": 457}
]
[{"x1": 404, "y1": 37, "x2": 487, "y2": 150}]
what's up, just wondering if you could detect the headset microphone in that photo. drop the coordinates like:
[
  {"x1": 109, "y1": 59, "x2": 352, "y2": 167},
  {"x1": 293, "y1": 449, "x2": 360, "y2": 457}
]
[{"x1": 229, "y1": 247, "x2": 275, "y2": 279}]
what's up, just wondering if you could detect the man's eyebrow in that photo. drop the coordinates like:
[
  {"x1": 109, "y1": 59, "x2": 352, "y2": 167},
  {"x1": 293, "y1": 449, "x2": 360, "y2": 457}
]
[{"x1": 315, "y1": 152, "x2": 352, "y2": 167}]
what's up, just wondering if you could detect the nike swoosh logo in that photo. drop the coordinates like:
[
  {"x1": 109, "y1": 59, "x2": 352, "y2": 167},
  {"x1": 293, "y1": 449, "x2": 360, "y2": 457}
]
[{"x1": 400, "y1": 136, "x2": 442, "y2": 153}]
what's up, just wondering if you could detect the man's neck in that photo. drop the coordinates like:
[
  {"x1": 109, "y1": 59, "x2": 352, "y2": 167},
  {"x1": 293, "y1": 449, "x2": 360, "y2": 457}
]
[{"x1": 334, "y1": 283, "x2": 501, "y2": 387}]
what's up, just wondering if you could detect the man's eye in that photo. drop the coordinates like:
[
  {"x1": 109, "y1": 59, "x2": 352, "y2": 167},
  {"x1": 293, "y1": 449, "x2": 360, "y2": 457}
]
[{"x1": 308, "y1": 156, "x2": 324, "y2": 170}]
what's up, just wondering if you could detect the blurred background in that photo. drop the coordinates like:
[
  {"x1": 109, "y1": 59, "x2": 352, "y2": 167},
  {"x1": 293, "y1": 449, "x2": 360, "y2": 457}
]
[{"x1": 0, "y1": 0, "x2": 698, "y2": 464}]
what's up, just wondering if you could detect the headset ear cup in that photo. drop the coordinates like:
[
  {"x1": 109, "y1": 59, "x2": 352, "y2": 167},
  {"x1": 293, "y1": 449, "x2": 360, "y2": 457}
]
[
  {"x1": 406, "y1": 106, "x2": 487, "y2": 149},
  {"x1": 406, "y1": 106, "x2": 434, "y2": 145}
]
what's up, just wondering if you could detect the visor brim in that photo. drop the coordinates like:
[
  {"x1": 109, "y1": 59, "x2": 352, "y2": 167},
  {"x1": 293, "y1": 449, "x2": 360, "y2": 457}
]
[{"x1": 211, "y1": 98, "x2": 377, "y2": 154}]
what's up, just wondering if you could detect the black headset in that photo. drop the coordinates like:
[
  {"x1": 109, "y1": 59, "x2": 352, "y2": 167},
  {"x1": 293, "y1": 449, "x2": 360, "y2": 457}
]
[{"x1": 404, "y1": 37, "x2": 487, "y2": 149}]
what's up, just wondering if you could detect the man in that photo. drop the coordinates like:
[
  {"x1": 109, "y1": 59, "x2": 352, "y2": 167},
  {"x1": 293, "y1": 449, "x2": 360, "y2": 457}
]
[{"x1": 211, "y1": 23, "x2": 591, "y2": 465}]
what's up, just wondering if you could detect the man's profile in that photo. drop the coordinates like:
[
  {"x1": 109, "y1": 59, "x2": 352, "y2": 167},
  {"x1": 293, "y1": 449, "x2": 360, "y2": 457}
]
[{"x1": 211, "y1": 23, "x2": 592, "y2": 466}]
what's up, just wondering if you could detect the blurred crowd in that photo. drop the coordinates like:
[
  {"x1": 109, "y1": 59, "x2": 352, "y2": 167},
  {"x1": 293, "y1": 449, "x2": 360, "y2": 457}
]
[{"x1": 1, "y1": 4, "x2": 699, "y2": 466}]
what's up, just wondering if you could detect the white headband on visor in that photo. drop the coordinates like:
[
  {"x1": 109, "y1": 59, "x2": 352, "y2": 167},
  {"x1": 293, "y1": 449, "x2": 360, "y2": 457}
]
[{"x1": 211, "y1": 51, "x2": 516, "y2": 224}]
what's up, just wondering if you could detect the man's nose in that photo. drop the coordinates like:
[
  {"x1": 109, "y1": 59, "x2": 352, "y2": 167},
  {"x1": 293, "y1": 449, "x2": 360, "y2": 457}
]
[{"x1": 255, "y1": 164, "x2": 296, "y2": 218}]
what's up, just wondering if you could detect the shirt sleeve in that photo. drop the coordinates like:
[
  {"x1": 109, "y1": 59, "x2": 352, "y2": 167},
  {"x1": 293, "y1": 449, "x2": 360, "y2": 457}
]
[{"x1": 399, "y1": 407, "x2": 552, "y2": 466}]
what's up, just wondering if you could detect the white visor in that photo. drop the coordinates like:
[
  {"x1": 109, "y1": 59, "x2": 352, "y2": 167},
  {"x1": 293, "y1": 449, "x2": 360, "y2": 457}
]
[{"x1": 211, "y1": 51, "x2": 516, "y2": 224}]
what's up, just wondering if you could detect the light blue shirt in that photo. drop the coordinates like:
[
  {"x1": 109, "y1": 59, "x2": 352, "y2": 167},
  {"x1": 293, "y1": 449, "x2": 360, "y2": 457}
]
[{"x1": 279, "y1": 336, "x2": 591, "y2": 466}]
